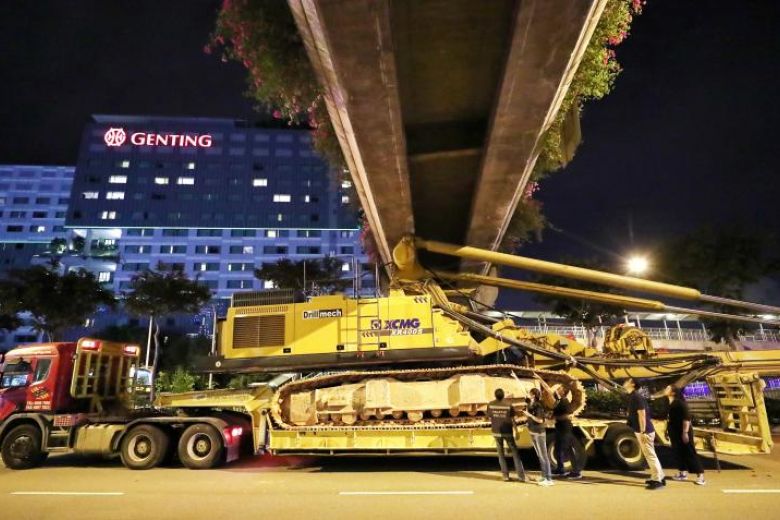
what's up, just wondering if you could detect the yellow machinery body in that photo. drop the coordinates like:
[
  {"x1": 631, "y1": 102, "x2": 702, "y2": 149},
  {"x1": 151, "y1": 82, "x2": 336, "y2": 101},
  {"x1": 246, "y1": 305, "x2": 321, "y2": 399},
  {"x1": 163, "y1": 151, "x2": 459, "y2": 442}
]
[{"x1": 211, "y1": 291, "x2": 485, "y2": 373}]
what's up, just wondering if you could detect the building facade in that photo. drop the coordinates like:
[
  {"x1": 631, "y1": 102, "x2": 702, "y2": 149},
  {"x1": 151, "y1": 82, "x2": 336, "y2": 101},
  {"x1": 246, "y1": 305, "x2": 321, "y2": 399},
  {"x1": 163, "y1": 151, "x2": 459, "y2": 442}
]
[
  {"x1": 0, "y1": 165, "x2": 72, "y2": 272},
  {"x1": 64, "y1": 115, "x2": 367, "y2": 299}
]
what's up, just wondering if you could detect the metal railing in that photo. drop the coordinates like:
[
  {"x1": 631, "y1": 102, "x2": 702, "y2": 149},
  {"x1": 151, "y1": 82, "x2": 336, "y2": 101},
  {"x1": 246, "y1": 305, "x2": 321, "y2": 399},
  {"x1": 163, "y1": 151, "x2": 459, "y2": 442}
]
[{"x1": 527, "y1": 325, "x2": 780, "y2": 344}]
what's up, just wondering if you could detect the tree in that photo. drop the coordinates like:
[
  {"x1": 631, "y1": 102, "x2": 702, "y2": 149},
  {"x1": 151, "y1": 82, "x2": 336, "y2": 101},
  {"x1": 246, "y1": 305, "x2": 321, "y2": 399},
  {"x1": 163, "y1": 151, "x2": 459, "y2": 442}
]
[
  {"x1": 656, "y1": 227, "x2": 780, "y2": 347},
  {"x1": 0, "y1": 264, "x2": 115, "y2": 340},
  {"x1": 255, "y1": 257, "x2": 352, "y2": 294},
  {"x1": 533, "y1": 257, "x2": 627, "y2": 347},
  {"x1": 123, "y1": 267, "x2": 211, "y2": 399},
  {"x1": 48, "y1": 237, "x2": 68, "y2": 255}
]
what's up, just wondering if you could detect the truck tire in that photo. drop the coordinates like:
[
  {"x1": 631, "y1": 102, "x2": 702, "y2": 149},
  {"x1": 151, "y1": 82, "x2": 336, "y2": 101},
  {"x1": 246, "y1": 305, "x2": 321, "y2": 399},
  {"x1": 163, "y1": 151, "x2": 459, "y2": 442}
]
[
  {"x1": 546, "y1": 431, "x2": 587, "y2": 473},
  {"x1": 178, "y1": 423, "x2": 224, "y2": 470},
  {"x1": 601, "y1": 424, "x2": 645, "y2": 470},
  {"x1": 120, "y1": 425, "x2": 169, "y2": 470},
  {"x1": 1, "y1": 424, "x2": 45, "y2": 470}
]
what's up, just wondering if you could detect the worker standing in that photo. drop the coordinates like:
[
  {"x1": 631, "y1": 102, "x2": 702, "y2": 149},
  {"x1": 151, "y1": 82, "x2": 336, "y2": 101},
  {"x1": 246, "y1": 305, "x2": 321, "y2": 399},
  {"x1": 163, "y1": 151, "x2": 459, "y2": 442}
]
[
  {"x1": 486, "y1": 388, "x2": 527, "y2": 482},
  {"x1": 664, "y1": 385, "x2": 706, "y2": 485},
  {"x1": 552, "y1": 383, "x2": 582, "y2": 479},
  {"x1": 524, "y1": 387, "x2": 554, "y2": 486},
  {"x1": 624, "y1": 378, "x2": 665, "y2": 489}
]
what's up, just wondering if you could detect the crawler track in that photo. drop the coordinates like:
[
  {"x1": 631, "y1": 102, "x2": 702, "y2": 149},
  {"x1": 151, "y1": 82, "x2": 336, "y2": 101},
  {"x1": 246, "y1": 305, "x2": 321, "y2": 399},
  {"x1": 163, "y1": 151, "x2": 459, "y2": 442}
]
[{"x1": 271, "y1": 364, "x2": 585, "y2": 432}]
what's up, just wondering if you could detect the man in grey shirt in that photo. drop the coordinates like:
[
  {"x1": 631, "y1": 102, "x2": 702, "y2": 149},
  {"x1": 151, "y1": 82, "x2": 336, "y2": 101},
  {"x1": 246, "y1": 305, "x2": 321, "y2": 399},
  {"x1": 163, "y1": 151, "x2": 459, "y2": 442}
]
[{"x1": 486, "y1": 388, "x2": 527, "y2": 482}]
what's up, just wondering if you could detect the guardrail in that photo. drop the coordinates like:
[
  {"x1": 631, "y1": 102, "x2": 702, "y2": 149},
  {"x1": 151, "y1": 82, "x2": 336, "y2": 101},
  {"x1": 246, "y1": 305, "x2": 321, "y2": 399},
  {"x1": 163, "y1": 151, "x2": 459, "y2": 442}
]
[{"x1": 526, "y1": 325, "x2": 780, "y2": 345}]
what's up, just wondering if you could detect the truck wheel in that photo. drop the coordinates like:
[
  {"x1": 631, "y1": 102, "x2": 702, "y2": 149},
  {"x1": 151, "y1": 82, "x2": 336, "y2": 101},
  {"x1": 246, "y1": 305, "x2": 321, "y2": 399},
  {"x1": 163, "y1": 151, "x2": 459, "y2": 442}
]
[
  {"x1": 601, "y1": 424, "x2": 645, "y2": 470},
  {"x1": 546, "y1": 431, "x2": 587, "y2": 473},
  {"x1": 120, "y1": 425, "x2": 169, "y2": 470},
  {"x1": 178, "y1": 424, "x2": 224, "y2": 470},
  {"x1": 1, "y1": 424, "x2": 45, "y2": 470}
]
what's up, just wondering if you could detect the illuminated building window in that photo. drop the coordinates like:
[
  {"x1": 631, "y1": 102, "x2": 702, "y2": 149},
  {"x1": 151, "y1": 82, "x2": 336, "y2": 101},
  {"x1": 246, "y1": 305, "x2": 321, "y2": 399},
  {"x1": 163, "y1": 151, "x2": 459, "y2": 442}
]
[
  {"x1": 108, "y1": 175, "x2": 127, "y2": 184},
  {"x1": 252, "y1": 178, "x2": 268, "y2": 187},
  {"x1": 160, "y1": 245, "x2": 187, "y2": 254},
  {"x1": 273, "y1": 194, "x2": 291, "y2": 203},
  {"x1": 263, "y1": 280, "x2": 275, "y2": 289},
  {"x1": 194, "y1": 262, "x2": 219, "y2": 272},
  {"x1": 229, "y1": 245, "x2": 254, "y2": 254},
  {"x1": 177, "y1": 177, "x2": 195, "y2": 185},
  {"x1": 30, "y1": 225, "x2": 46, "y2": 233},
  {"x1": 82, "y1": 191, "x2": 99, "y2": 199},
  {"x1": 341, "y1": 195, "x2": 350, "y2": 204},
  {"x1": 341, "y1": 180, "x2": 352, "y2": 189},
  {"x1": 98, "y1": 272, "x2": 112, "y2": 283},
  {"x1": 342, "y1": 262, "x2": 351, "y2": 272},
  {"x1": 120, "y1": 160, "x2": 130, "y2": 168},
  {"x1": 265, "y1": 230, "x2": 277, "y2": 238},
  {"x1": 100, "y1": 211, "x2": 117, "y2": 220},
  {"x1": 106, "y1": 191, "x2": 125, "y2": 200},
  {"x1": 277, "y1": 214, "x2": 284, "y2": 222},
  {"x1": 304, "y1": 195, "x2": 311, "y2": 203},
  {"x1": 186, "y1": 162, "x2": 196, "y2": 170},
  {"x1": 154, "y1": 177, "x2": 169, "y2": 185}
]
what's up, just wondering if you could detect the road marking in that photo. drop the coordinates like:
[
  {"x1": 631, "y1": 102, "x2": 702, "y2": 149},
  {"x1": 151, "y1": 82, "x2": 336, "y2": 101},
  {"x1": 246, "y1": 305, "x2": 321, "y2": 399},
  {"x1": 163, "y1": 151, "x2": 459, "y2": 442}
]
[
  {"x1": 340, "y1": 491, "x2": 474, "y2": 496},
  {"x1": 11, "y1": 492, "x2": 124, "y2": 496},
  {"x1": 722, "y1": 489, "x2": 780, "y2": 494}
]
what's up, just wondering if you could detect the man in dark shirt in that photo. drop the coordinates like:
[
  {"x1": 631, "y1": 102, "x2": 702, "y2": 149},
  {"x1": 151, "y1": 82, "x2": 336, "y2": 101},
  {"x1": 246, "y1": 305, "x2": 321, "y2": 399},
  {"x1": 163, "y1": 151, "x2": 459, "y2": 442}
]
[
  {"x1": 624, "y1": 377, "x2": 665, "y2": 489},
  {"x1": 552, "y1": 383, "x2": 582, "y2": 479},
  {"x1": 664, "y1": 385, "x2": 705, "y2": 485},
  {"x1": 486, "y1": 388, "x2": 526, "y2": 482}
]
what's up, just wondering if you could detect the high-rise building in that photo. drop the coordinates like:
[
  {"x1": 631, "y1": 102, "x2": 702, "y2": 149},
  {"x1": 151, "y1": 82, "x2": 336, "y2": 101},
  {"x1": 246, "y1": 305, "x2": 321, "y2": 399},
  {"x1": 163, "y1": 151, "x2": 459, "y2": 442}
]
[
  {"x1": 0, "y1": 165, "x2": 72, "y2": 271},
  {"x1": 64, "y1": 115, "x2": 368, "y2": 299}
]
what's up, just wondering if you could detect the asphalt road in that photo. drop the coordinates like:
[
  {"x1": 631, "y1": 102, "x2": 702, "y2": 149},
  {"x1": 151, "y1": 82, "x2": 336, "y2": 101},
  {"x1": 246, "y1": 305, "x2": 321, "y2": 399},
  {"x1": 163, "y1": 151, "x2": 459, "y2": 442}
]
[{"x1": 2, "y1": 442, "x2": 779, "y2": 520}]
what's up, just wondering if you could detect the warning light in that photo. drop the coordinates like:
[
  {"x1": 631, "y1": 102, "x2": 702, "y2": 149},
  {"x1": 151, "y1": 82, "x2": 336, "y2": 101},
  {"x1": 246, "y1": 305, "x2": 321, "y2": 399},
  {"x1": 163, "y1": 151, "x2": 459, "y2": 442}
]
[{"x1": 80, "y1": 339, "x2": 101, "y2": 351}]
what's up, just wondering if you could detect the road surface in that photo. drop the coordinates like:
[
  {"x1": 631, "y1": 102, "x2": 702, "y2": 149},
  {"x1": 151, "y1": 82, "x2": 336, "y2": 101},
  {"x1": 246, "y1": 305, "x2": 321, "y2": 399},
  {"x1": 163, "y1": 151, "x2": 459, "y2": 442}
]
[{"x1": 2, "y1": 442, "x2": 779, "y2": 520}]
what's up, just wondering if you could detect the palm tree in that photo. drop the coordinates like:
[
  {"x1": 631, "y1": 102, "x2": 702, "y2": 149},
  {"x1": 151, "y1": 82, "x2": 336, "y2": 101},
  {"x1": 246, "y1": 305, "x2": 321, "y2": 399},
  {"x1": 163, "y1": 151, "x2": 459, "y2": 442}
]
[{"x1": 124, "y1": 266, "x2": 211, "y2": 400}]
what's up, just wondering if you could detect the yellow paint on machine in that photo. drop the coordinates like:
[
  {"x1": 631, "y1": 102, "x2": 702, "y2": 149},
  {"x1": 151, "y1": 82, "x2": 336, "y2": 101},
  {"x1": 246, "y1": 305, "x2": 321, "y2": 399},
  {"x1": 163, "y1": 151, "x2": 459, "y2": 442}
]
[{"x1": 219, "y1": 291, "x2": 475, "y2": 362}]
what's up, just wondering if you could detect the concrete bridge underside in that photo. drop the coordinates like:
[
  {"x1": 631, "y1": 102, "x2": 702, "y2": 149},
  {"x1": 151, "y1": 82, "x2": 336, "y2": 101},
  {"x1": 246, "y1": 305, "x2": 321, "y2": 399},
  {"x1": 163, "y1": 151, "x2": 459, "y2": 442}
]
[{"x1": 289, "y1": 0, "x2": 606, "y2": 269}]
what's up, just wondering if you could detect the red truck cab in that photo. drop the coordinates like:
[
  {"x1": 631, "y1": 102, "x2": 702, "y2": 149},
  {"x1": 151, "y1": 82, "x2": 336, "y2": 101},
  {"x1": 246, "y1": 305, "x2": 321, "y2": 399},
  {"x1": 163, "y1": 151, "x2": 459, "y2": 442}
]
[{"x1": 0, "y1": 343, "x2": 80, "y2": 423}]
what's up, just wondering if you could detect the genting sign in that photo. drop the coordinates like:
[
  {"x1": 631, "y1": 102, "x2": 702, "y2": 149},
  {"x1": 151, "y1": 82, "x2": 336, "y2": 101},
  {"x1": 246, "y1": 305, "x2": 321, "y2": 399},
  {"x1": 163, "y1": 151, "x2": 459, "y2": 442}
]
[{"x1": 104, "y1": 127, "x2": 212, "y2": 148}]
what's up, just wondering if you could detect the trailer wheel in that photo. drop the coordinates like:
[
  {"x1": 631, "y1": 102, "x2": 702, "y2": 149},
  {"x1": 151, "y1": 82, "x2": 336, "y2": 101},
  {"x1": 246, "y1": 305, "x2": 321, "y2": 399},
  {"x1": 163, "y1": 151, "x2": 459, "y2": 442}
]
[
  {"x1": 601, "y1": 424, "x2": 645, "y2": 470},
  {"x1": 120, "y1": 425, "x2": 169, "y2": 470},
  {"x1": 1, "y1": 424, "x2": 44, "y2": 470},
  {"x1": 546, "y1": 431, "x2": 588, "y2": 473},
  {"x1": 178, "y1": 424, "x2": 224, "y2": 470}
]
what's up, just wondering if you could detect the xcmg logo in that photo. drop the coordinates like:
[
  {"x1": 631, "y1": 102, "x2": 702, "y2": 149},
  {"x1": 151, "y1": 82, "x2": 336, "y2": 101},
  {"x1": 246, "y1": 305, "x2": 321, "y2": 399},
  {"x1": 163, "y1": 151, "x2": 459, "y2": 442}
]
[{"x1": 370, "y1": 318, "x2": 421, "y2": 330}]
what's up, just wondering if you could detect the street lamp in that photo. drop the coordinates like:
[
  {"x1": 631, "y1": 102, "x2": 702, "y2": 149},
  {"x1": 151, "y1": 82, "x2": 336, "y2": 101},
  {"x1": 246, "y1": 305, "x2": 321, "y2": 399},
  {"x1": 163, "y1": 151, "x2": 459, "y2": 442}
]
[{"x1": 626, "y1": 255, "x2": 649, "y2": 276}]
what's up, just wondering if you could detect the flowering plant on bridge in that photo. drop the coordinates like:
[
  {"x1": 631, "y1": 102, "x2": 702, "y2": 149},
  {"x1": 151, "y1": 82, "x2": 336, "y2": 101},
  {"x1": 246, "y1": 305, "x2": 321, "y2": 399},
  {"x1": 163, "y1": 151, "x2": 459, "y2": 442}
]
[
  {"x1": 505, "y1": 0, "x2": 644, "y2": 250},
  {"x1": 533, "y1": 0, "x2": 644, "y2": 180},
  {"x1": 207, "y1": 0, "x2": 343, "y2": 168}
]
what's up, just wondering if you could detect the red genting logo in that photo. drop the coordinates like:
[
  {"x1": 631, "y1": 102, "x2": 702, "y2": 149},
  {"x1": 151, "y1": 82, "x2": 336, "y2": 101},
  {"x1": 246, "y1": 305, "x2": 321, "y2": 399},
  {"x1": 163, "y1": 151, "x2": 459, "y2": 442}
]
[{"x1": 104, "y1": 128, "x2": 127, "y2": 147}]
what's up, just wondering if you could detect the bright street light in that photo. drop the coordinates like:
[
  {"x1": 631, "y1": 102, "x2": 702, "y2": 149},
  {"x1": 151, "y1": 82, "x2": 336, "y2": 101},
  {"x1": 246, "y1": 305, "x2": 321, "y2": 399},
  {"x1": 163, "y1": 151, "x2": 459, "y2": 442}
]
[{"x1": 626, "y1": 255, "x2": 649, "y2": 275}]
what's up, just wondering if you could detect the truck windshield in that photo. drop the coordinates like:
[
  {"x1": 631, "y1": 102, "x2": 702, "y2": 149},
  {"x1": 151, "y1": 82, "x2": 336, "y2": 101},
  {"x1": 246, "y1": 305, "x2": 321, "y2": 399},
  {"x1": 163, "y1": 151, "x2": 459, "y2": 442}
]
[{"x1": 0, "y1": 361, "x2": 32, "y2": 388}]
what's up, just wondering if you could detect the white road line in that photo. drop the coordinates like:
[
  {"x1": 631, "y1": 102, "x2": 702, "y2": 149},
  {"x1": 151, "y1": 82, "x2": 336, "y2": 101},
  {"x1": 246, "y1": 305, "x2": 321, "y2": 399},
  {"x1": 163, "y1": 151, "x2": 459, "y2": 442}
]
[
  {"x1": 722, "y1": 489, "x2": 780, "y2": 494},
  {"x1": 10, "y1": 492, "x2": 124, "y2": 496},
  {"x1": 340, "y1": 491, "x2": 474, "y2": 496}
]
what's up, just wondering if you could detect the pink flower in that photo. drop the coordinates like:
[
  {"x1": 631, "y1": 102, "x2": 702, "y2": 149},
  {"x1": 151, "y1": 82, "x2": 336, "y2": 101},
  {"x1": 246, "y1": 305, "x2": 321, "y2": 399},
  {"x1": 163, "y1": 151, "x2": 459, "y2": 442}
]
[{"x1": 272, "y1": 110, "x2": 283, "y2": 119}]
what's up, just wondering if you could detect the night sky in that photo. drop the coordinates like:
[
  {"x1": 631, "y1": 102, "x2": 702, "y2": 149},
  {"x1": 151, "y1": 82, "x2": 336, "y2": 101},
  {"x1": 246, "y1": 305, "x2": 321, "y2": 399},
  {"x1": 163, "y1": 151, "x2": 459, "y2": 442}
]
[{"x1": 1, "y1": 1, "x2": 778, "y2": 305}]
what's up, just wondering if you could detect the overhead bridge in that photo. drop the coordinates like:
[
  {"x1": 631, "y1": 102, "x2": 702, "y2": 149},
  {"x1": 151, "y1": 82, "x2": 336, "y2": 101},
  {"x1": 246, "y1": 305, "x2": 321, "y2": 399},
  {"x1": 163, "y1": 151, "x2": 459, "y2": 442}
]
[{"x1": 289, "y1": 0, "x2": 607, "y2": 267}]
